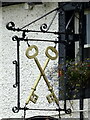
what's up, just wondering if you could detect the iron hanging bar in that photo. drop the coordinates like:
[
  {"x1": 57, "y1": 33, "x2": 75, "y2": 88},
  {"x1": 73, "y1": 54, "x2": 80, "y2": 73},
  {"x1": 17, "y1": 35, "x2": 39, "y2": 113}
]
[
  {"x1": 13, "y1": 37, "x2": 58, "y2": 43},
  {"x1": 20, "y1": 107, "x2": 64, "y2": 112},
  {"x1": 12, "y1": 35, "x2": 78, "y2": 46},
  {"x1": 6, "y1": 20, "x2": 79, "y2": 35},
  {"x1": 13, "y1": 60, "x2": 18, "y2": 88},
  {"x1": 20, "y1": 107, "x2": 71, "y2": 114},
  {"x1": 6, "y1": 22, "x2": 77, "y2": 35},
  {"x1": 12, "y1": 36, "x2": 71, "y2": 45},
  {"x1": 17, "y1": 39, "x2": 20, "y2": 110},
  {"x1": 12, "y1": 36, "x2": 20, "y2": 113}
]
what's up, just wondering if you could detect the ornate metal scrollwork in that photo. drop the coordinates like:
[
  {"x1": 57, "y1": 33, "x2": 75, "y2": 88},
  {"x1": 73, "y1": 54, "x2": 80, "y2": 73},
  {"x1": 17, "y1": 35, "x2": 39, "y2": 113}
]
[
  {"x1": 65, "y1": 108, "x2": 72, "y2": 114},
  {"x1": 40, "y1": 23, "x2": 48, "y2": 32},
  {"x1": 12, "y1": 35, "x2": 18, "y2": 41},
  {"x1": 6, "y1": 21, "x2": 15, "y2": 30},
  {"x1": 12, "y1": 106, "x2": 19, "y2": 113}
]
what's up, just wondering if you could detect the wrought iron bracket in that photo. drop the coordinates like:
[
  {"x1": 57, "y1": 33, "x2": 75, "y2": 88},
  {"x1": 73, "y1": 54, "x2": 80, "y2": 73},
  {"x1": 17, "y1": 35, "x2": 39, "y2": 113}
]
[{"x1": 5, "y1": 2, "x2": 85, "y2": 118}]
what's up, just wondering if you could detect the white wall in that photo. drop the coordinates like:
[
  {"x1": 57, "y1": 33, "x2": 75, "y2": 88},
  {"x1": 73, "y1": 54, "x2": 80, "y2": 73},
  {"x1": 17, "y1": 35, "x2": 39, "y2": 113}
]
[
  {"x1": 1, "y1": 3, "x2": 59, "y2": 119},
  {"x1": 0, "y1": 5, "x2": 2, "y2": 120},
  {"x1": 88, "y1": 99, "x2": 90, "y2": 120}
]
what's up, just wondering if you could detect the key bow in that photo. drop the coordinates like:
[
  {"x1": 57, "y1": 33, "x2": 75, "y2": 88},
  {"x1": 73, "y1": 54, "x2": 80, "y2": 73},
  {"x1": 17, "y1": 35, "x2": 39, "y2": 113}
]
[
  {"x1": 45, "y1": 46, "x2": 58, "y2": 60},
  {"x1": 26, "y1": 45, "x2": 38, "y2": 59}
]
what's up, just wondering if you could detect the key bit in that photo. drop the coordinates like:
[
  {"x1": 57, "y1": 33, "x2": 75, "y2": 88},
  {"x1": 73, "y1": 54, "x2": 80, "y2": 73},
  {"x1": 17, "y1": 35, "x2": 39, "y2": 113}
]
[
  {"x1": 30, "y1": 93, "x2": 38, "y2": 104},
  {"x1": 46, "y1": 93, "x2": 55, "y2": 104}
]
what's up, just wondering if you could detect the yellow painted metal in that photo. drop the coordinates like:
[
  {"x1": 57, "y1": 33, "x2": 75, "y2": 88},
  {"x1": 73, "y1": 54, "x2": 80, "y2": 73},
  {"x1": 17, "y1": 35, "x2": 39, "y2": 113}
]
[
  {"x1": 46, "y1": 93, "x2": 55, "y2": 103},
  {"x1": 26, "y1": 45, "x2": 38, "y2": 59},
  {"x1": 34, "y1": 57, "x2": 59, "y2": 106},
  {"x1": 45, "y1": 46, "x2": 58, "y2": 60},
  {"x1": 25, "y1": 58, "x2": 50, "y2": 104},
  {"x1": 25, "y1": 45, "x2": 59, "y2": 106},
  {"x1": 29, "y1": 93, "x2": 38, "y2": 104}
]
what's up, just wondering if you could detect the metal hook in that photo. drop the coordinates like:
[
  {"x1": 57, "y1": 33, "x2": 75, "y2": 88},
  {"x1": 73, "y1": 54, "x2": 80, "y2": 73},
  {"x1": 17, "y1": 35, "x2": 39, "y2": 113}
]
[
  {"x1": 13, "y1": 60, "x2": 18, "y2": 88},
  {"x1": 54, "y1": 39, "x2": 58, "y2": 48},
  {"x1": 22, "y1": 31, "x2": 26, "y2": 39},
  {"x1": 27, "y1": 40, "x2": 30, "y2": 47}
]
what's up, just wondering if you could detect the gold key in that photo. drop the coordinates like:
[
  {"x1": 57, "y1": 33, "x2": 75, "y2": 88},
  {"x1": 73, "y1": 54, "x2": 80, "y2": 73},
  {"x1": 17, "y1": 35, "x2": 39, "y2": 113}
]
[
  {"x1": 46, "y1": 93, "x2": 55, "y2": 103},
  {"x1": 25, "y1": 45, "x2": 59, "y2": 106},
  {"x1": 30, "y1": 92, "x2": 38, "y2": 104},
  {"x1": 25, "y1": 58, "x2": 50, "y2": 105}
]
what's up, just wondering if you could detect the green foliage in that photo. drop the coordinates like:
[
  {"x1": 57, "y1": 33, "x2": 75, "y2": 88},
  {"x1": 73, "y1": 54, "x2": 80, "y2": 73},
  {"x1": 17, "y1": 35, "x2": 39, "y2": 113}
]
[
  {"x1": 64, "y1": 59, "x2": 90, "y2": 99},
  {"x1": 67, "y1": 60, "x2": 90, "y2": 88},
  {"x1": 46, "y1": 59, "x2": 90, "y2": 99}
]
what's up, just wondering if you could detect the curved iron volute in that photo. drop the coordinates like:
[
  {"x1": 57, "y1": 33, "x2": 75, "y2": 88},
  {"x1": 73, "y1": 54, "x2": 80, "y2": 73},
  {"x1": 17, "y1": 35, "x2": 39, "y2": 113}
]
[{"x1": 6, "y1": 21, "x2": 15, "y2": 30}]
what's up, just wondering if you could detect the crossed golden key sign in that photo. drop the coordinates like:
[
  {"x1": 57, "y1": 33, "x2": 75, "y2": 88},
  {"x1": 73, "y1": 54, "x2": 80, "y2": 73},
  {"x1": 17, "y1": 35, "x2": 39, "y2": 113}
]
[{"x1": 25, "y1": 45, "x2": 59, "y2": 106}]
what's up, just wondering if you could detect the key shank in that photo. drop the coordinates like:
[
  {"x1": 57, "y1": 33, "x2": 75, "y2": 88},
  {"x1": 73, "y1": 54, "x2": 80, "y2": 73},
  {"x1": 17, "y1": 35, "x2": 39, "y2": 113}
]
[
  {"x1": 26, "y1": 58, "x2": 50, "y2": 105},
  {"x1": 34, "y1": 57, "x2": 59, "y2": 106}
]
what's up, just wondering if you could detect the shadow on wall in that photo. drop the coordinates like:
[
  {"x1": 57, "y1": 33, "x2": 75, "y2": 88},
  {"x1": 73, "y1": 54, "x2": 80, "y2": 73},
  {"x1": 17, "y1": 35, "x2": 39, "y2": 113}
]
[
  {"x1": 1, "y1": 116, "x2": 58, "y2": 120},
  {"x1": 26, "y1": 116, "x2": 58, "y2": 120},
  {"x1": 1, "y1": 117, "x2": 89, "y2": 120}
]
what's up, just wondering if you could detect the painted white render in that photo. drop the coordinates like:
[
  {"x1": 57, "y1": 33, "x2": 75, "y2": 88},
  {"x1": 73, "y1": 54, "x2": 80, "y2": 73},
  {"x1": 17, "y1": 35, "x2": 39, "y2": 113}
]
[
  {"x1": 1, "y1": 3, "x2": 59, "y2": 119},
  {"x1": 0, "y1": 2, "x2": 89, "y2": 119}
]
